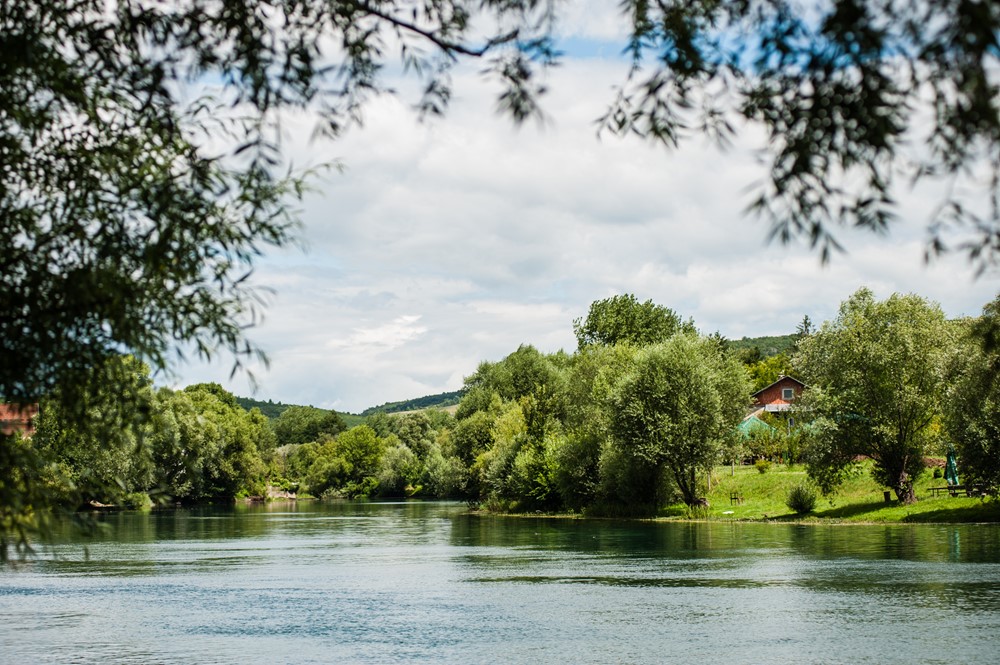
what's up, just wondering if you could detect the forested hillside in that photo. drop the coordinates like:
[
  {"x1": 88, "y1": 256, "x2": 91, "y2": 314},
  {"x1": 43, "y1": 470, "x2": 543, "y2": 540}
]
[
  {"x1": 725, "y1": 333, "x2": 799, "y2": 359},
  {"x1": 235, "y1": 396, "x2": 364, "y2": 427},
  {"x1": 361, "y1": 390, "x2": 465, "y2": 416},
  {"x1": 234, "y1": 396, "x2": 294, "y2": 419}
]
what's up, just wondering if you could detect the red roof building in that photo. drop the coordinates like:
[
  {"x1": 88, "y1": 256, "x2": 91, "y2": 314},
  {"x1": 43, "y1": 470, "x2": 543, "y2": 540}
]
[
  {"x1": 751, "y1": 376, "x2": 806, "y2": 413},
  {"x1": 0, "y1": 403, "x2": 39, "y2": 437}
]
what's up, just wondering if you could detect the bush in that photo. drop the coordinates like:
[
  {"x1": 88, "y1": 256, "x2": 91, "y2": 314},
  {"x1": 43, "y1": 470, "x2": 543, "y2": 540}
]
[
  {"x1": 687, "y1": 501, "x2": 711, "y2": 520},
  {"x1": 786, "y1": 484, "x2": 817, "y2": 515},
  {"x1": 122, "y1": 492, "x2": 153, "y2": 511},
  {"x1": 755, "y1": 458, "x2": 772, "y2": 474}
]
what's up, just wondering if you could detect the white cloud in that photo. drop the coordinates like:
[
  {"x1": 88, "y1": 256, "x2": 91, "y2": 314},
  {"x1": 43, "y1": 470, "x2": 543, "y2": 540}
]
[
  {"x1": 169, "y1": 54, "x2": 999, "y2": 413},
  {"x1": 327, "y1": 315, "x2": 428, "y2": 351}
]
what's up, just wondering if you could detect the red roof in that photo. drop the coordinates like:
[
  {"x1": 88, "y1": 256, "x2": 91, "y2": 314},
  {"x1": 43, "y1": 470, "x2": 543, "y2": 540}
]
[
  {"x1": 0, "y1": 403, "x2": 39, "y2": 437},
  {"x1": 751, "y1": 375, "x2": 806, "y2": 398}
]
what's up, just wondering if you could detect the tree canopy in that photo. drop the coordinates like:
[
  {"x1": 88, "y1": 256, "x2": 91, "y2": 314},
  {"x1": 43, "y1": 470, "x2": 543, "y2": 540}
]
[
  {"x1": 796, "y1": 288, "x2": 954, "y2": 502},
  {"x1": 272, "y1": 406, "x2": 346, "y2": 446},
  {"x1": 944, "y1": 296, "x2": 1000, "y2": 491},
  {"x1": 607, "y1": 335, "x2": 750, "y2": 507},
  {"x1": 573, "y1": 294, "x2": 694, "y2": 349}
]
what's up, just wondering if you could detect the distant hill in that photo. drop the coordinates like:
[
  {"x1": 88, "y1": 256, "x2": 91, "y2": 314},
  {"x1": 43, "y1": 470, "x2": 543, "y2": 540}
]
[
  {"x1": 726, "y1": 333, "x2": 799, "y2": 358},
  {"x1": 340, "y1": 413, "x2": 366, "y2": 428},
  {"x1": 361, "y1": 390, "x2": 465, "y2": 416},
  {"x1": 234, "y1": 396, "x2": 363, "y2": 427},
  {"x1": 234, "y1": 396, "x2": 294, "y2": 419}
]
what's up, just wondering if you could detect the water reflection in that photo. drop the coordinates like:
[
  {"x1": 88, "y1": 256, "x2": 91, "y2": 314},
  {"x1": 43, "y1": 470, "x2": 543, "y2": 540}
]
[
  {"x1": 450, "y1": 513, "x2": 1000, "y2": 563},
  {"x1": 3, "y1": 502, "x2": 1000, "y2": 665}
]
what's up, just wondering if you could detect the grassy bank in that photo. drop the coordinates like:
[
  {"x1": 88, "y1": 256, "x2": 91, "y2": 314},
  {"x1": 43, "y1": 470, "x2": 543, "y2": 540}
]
[{"x1": 688, "y1": 461, "x2": 1000, "y2": 524}]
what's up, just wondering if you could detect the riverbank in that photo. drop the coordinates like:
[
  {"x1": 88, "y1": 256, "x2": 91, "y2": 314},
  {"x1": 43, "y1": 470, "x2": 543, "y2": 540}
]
[
  {"x1": 676, "y1": 462, "x2": 1000, "y2": 524},
  {"x1": 478, "y1": 462, "x2": 1000, "y2": 524}
]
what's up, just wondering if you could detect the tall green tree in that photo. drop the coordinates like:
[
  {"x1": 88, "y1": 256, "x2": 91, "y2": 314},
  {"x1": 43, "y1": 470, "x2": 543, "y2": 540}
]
[
  {"x1": 32, "y1": 356, "x2": 156, "y2": 507},
  {"x1": 182, "y1": 383, "x2": 274, "y2": 499},
  {"x1": 607, "y1": 334, "x2": 750, "y2": 509},
  {"x1": 944, "y1": 296, "x2": 1000, "y2": 493},
  {"x1": 376, "y1": 441, "x2": 422, "y2": 496},
  {"x1": 272, "y1": 406, "x2": 346, "y2": 446},
  {"x1": 149, "y1": 388, "x2": 213, "y2": 502},
  {"x1": 461, "y1": 346, "x2": 566, "y2": 405},
  {"x1": 555, "y1": 344, "x2": 637, "y2": 511},
  {"x1": 796, "y1": 289, "x2": 954, "y2": 503},
  {"x1": 301, "y1": 425, "x2": 387, "y2": 497},
  {"x1": 573, "y1": 295, "x2": 694, "y2": 349},
  {"x1": 796, "y1": 316, "x2": 814, "y2": 338}
]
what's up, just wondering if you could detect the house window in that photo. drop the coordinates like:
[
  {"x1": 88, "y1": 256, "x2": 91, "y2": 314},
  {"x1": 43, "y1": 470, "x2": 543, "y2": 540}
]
[{"x1": 782, "y1": 388, "x2": 795, "y2": 400}]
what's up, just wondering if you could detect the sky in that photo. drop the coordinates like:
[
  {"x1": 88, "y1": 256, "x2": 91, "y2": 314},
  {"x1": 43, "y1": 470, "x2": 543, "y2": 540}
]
[{"x1": 169, "y1": 16, "x2": 998, "y2": 414}]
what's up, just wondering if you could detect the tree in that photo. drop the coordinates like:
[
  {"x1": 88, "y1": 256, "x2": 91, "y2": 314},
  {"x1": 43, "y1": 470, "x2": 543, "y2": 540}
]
[
  {"x1": 32, "y1": 356, "x2": 156, "y2": 507},
  {"x1": 311, "y1": 425, "x2": 386, "y2": 497},
  {"x1": 149, "y1": 388, "x2": 213, "y2": 502},
  {"x1": 796, "y1": 289, "x2": 954, "y2": 503},
  {"x1": 944, "y1": 296, "x2": 1000, "y2": 493},
  {"x1": 391, "y1": 413, "x2": 435, "y2": 460},
  {"x1": 182, "y1": 383, "x2": 273, "y2": 499},
  {"x1": 573, "y1": 295, "x2": 694, "y2": 349},
  {"x1": 272, "y1": 406, "x2": 346, "y2": 446},
  {"x1": 745, "y1": 353, "x2": 795, "y2": 393},
  {"x1": 796, "y1": 316, "x2": 814, "y2": 338},
  {"x1": 0, "y1": 0, "x2": 545, "y2": 556},
  {"x1": 376, "y1": 442, "x2": 421, "y2": 496},
  {"x1": 555, "y1": 344, "x2": 638, "y2": 510},
  {"x1": 462, "y1": 345, "x2": 566, "y2": 404},
  {"x1": 606, "y1": 334, "x2": 750, "y2": 509}
]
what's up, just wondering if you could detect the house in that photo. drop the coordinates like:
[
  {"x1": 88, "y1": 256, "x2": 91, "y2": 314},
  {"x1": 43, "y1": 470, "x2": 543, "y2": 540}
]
[
  {"x1": 751, "y1": 375, "x2": 806, "y2": 414},
  {"x1": 0, "y1": 403, "x2": 39, "y2": 437}
]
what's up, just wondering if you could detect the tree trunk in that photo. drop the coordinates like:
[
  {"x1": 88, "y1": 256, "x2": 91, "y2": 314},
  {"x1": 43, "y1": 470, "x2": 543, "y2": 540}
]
[
  {"x1": 894, "y1": 472, "x2": 916, "y2": 504},
  {"x1": 673, "y1": 466, "x2": 697, "y2": 506}
]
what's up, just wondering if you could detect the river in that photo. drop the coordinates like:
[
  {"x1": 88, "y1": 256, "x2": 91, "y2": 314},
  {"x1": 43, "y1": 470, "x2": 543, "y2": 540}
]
[{"x1": 1, "y1": 501, "x2": 999, "y2": 664}]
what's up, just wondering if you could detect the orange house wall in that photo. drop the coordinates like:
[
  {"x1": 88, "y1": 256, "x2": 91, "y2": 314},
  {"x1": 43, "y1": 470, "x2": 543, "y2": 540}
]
[
  {"x1": 753, "y1": 378, "x2": 804, "y2": 408},
  {"x1": 0, "y1": 403, "x2": 39, "y2": 437}
]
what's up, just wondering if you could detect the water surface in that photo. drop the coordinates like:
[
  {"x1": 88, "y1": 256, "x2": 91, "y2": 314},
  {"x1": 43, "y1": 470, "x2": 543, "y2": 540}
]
[{"x1": 2, "y1": 501, "x2": 998, "y2": 664}]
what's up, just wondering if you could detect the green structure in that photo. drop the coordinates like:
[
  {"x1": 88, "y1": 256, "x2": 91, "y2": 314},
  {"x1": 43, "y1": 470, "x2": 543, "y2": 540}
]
[
  {"x1": 737, "y1": 415, "x2": 777, "y2": 438},
  {"x1": 945, "y1": 448, "x2": 960, "y2": 487}
]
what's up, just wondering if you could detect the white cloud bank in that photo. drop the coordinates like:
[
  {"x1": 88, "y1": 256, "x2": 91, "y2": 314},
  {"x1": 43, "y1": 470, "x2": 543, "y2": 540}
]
[{"x1": 171, "y1": 56, "x2": 998, "y2": 413}]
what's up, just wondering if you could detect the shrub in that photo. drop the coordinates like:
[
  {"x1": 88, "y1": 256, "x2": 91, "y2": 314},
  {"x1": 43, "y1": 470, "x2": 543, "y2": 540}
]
[
  {"x1": 755, "y1": 458, "x2": 772, "y2": 474},
  {"x1": 786, "y1": 484, "x2": 817, "y2": 514},
  {"x1": 687, "y1": 498, "x2": 711, "y2": 520},
  {"x1": 122, "y1": 492, "x2": 153, "y2": 511}
]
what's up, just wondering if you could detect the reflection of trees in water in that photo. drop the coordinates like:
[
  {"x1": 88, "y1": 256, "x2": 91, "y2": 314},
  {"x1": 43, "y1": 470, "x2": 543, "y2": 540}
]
[
  {"x1": 784, "y1": 522, "x2": 1000, "y2": 565},
  {"x1": 448, "y1": 517, "x2": 1000, "y2": 613},
  {"x1": 39, "y1": 504, "x2": 1000, "y2": 601},
  {"x1": 447, "y1": 516, "x2": 787, "y2": 560}
]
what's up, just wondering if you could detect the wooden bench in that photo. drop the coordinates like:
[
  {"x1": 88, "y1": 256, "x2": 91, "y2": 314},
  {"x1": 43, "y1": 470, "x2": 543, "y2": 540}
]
[
  {"x1": 929, "y1": 485, "x2": 988, "y2": 497},
  {"x1": 729, "y1": 491, "x2": 744, "y2": 505}
]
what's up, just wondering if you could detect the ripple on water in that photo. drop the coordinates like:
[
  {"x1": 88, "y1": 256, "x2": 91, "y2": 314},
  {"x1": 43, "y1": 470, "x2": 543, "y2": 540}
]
[{"x1": 2, "y1": 506, "x2": 999, "y2": 664}]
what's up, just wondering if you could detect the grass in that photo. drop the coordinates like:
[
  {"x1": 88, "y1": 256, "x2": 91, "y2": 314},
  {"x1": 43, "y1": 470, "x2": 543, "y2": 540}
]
[{"x1": 670, "y1": 461, "x2": 1000, "y2": 524}]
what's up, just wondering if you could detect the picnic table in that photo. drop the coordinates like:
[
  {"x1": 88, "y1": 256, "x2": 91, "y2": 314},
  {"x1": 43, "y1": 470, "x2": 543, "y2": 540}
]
[{"x1": 929, "y1": 484, "x2": 987, "y2": 497}]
